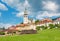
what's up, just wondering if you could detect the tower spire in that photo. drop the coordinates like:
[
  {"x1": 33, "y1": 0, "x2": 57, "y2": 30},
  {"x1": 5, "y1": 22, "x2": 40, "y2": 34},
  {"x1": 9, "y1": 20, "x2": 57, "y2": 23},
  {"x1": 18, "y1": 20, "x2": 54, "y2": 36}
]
[
  {"x1": 23, "y1": 0, "x2": 28, "y2": 24},
  {"x1": 24, "y1": 0, "x2": 28, "y2": 15},
  {"x1": 24, "y1": 7, "x2": 27, "y2": 15}
]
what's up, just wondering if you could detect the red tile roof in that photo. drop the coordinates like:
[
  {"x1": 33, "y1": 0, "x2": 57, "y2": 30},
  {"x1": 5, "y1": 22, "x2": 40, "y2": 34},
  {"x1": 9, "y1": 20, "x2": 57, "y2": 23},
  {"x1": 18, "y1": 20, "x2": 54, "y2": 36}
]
[
  {"x1": 8, "y1": 26, "x2": 20, "y2": 31},
  {"x1": 16, "y1": 24, "x2": 29, "y2": 27},
  {"x1": 36, "y1": 18, "x2": 53, "y2": 24}
]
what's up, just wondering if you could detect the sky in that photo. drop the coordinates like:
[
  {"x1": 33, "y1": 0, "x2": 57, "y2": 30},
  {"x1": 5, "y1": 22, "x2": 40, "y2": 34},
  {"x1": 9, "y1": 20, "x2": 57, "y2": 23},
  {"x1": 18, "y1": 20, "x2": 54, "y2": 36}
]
[{"x1": 0, "y1": 0, "x2": 60, "y2": 28}]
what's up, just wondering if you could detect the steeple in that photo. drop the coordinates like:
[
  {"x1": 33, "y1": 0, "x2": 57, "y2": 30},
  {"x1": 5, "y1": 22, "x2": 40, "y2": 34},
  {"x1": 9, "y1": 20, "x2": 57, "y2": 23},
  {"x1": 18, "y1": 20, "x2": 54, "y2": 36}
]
[
  {"x1": 24, "y1": 7, "x2": 28, "y2": 15},
  {"x1": 23, "y1": 0, "x2": 28, "y2": 24},
  {"x1": 24, "y1": 0, "x2": 29, "y2": 15}
]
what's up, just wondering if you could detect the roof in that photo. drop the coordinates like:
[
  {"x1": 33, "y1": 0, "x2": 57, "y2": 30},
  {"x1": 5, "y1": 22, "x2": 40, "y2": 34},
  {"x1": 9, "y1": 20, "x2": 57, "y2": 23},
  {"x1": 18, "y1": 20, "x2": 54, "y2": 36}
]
[
  {"x1": 41, "y1": 18, "x2": 52, "y2": 23},
  {"x1": 8, "y1": 26, "x2": 16, "y2": 30},
  {"x1": 8, "y1": 26, "x2": 20, "y2": 31},
  {"x1": 16, "y1": 24, "x2": 29, "y2": 27},
  {"x1": 57, "y1": 18, "x2": 60, "y2": 21},
  {"x1": 36, "y1": 18, "x2": 53, "y2": 24}
]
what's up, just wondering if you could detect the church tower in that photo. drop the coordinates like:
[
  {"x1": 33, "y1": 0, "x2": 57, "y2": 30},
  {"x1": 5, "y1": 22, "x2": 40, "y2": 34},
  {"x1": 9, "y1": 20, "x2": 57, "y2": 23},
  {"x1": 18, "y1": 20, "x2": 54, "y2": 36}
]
[
  {"x1": 23, "y1": 0, "x2": 29, "y2": 24},
  {"x1": 23, "y1": 8, "x2": 28, "y2": 24}
]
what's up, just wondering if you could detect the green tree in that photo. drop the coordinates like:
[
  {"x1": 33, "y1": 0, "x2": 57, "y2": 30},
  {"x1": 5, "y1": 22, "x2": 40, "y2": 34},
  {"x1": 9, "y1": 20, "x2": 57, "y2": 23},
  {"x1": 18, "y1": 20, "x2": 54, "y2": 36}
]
[
  {"x1": 0, "y1": 32, "x2": 5, "y2": 35},
  {"x1": 49, "y1": 24, "x2": 55, "y2": 29},
  {"x1": 40, "y1": 26, "x2": 45, "y2": 30},
  {"x1": 36, "y1": 26, "x2": 46, "y2": 31},
  {"x1": 36, "y1": 26, "x2": 40, "y2": 30},
  {"x1": 44, "y1": 26, "x2": 48, "y2": 29},
  {"x1": 35, "y1": 20, "x2": 40, "y2": 24},
  {"x1": 55, "y1": 24, "x2": 60, "y2": 28}
]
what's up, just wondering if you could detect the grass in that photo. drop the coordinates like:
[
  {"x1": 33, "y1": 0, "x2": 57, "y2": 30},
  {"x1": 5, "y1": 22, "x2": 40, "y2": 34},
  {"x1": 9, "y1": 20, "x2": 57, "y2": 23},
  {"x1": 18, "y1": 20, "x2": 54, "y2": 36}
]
[{"x1": 0, "y1": 28, "x2": 60, "y2": 41}]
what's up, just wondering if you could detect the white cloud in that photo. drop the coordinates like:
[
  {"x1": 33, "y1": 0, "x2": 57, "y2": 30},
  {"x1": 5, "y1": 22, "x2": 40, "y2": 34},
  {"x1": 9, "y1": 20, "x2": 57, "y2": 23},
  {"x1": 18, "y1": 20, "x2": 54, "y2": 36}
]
[
  {"x1": 24, "y1": 0, "x2": 31, "y2": 8},
  {"x1": 2, "y1": 0, "x2": 31, "y2": 12},
  {"x1": 2, "y1": 0, "x2": 20, "y2": 7},
  {"x1": 39, "y1": 1, "x2": 60, "y2": 20},
  {"x1": 36, "y1": 11, "x2": 60, "y2": 20},
  {"x1": 2, "y1": 0, "x2": 31, "y2": 17},
  {"x1": 16, "y1": 0, "x2": 31, "y2": 12},
  {"x1": 5, "y1": 24, "x2": 13, "y2": 29},
  {"x1": 42, "y1": 1, "x2": 59, "y2": 11},
  {"x1": 0, "y1": 23, "x2": 14, "y2": 29},
  {"x1": 16, "y1": 12, "x2": 24, "y2": 17},
  {"x1": 1, "y1": 0, "x2": 33, "y2": 18},
  {"x1": 2, "y1": 0, "x2": 23, "y2": 11},
  {"x1": 0, "y1": 3, "x2": 8, "y2": 10}
]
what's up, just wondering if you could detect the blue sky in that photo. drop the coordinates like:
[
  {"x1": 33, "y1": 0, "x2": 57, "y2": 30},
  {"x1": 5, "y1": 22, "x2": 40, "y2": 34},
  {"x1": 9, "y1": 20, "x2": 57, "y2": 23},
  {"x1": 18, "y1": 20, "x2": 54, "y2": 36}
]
[{"x1": 0, "y1": 0, "x2": 60, "y2": 28}]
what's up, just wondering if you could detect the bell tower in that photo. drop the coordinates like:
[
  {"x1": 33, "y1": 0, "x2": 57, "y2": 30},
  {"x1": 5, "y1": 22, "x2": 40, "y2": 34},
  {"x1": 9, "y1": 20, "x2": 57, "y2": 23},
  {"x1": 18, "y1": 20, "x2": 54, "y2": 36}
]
[
  {"x1": 23, "y1": 8, "x2": 28, "y2": 24},
  {"x1": 23, "y1": 0, "x2": 29, "y2": 24}
]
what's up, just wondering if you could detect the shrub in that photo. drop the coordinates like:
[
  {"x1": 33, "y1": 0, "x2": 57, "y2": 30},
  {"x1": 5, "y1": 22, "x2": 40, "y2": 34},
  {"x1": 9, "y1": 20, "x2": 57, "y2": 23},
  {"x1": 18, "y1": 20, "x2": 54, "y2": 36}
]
[
  {"x1": 59, "y1": 24, "x2": 60, "y2": 27},
  {"x1": 49, "y1": 24, "x2": 55, "y2": 29},
  {"x1": 36, "y1": 26, "x2": 40, "y2": 30},
  {"x1": 0, "y1": 32, "x2": 5, "y2": 35},
  {"x1": 40, "y1": 26, "x2": 45, "y2": 30},
  {"x1": 54, "y1": 24, "x2": 60, "y2": 28},
  {"x1": 36, "y1": 25, "x2": 48, "y2": 30},
  {"x1": 57, "y1": 24, "x2": 60, "y2": 28},
  {"x1": 44, "y1": 26, "x2": 48, "y2": 29}
]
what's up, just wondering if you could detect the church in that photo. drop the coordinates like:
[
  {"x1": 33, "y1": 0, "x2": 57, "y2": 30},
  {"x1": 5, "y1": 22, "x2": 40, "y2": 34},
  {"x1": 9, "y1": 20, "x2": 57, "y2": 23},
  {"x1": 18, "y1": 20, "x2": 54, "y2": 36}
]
[
  {"x1": 16, "y1": 0, "x2": 36, "y2": 30},
  {"x1": 2, "y1": 0, "x2": 37, "y2": 35},
  {"x1": 15, "y1": 7, "x2": 36, "y2": 31}
]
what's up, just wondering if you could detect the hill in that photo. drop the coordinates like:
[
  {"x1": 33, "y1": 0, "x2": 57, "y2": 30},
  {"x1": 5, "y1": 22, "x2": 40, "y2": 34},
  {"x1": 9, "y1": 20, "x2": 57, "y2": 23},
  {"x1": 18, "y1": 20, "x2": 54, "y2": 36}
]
[{"x1": 0, "y1": 28, "x2": 60, "y2": 41}]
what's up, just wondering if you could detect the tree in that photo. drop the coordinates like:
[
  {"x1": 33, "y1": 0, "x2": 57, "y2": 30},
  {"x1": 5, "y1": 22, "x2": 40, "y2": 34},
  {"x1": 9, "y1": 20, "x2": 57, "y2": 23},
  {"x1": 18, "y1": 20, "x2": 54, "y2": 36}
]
[
  {"x1": 55, "y1": 24, "x2": 60, "y2": 28},
  {"x1": 35, "y1": 20, "x2": 40, "y2": 24},
  {"x1": 44, "y1": 26, "x2": 48, "y2": 29},
  {"x1": 36, "y1": 26, "x2": 45, "y2": 31},
  {"x1": 36, "y1": 26, "x2": 40, "y2": 30},
  {"x1": 49, "y1": 24, "x2": 55, "y2": 29},
  {"x1": 40, "y1": 26, "x2": 45, "y2": 30},
  {"x1": 0, "y1": 32, "x2": 5, "y2": 35},
  {"x1": 2, "y1": 27, "x2": 5, "y2": 30}
]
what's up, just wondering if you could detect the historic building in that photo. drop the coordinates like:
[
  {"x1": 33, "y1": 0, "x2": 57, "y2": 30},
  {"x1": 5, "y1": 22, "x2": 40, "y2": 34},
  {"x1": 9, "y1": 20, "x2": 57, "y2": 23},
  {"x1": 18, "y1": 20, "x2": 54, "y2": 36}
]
[
  {"x1": 36, "y1": 18, "x2": 53, "y2": 26},
  {"x1": 23, "y1": 8, "x2": 29, "y2": 24},
  {"x1": 53, "y1": 17, "x2": 60, "y2": 24}
]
